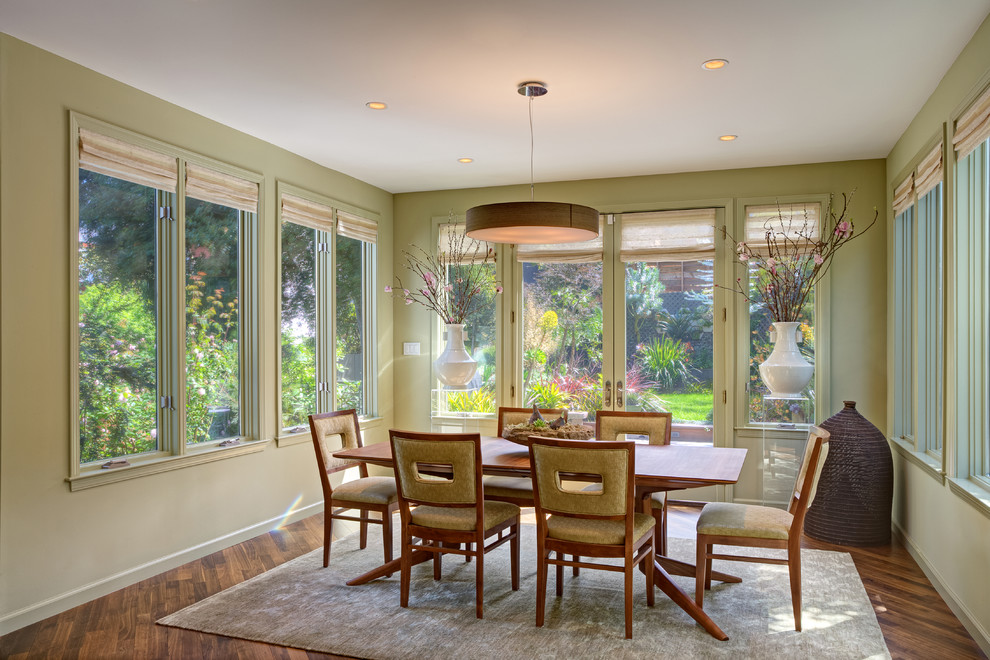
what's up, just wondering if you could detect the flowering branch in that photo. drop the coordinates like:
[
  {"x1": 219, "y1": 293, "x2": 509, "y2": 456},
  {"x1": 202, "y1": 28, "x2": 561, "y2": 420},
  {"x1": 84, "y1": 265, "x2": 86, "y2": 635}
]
[
  {"x1": 723, "y1": 192, "x2": 877, "y2": 323},
  {"x1": 386, "y1": 221, "x2": 502, "y2": 324}
]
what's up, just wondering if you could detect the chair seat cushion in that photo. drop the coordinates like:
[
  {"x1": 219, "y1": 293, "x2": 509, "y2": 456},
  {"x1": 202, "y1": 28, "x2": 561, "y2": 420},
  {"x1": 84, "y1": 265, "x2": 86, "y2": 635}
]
[
  {"x1": 331, "y1": 476, "x2": 398, "y2": 506},
  {"x1": 483, "y1": 476, "x2": 534, "y2": 499},
  {"x1": 547, "y1": 512, "x2": 655, "y2": 546},
  {"x1": 697, "y1": 502, "x2": 794, "y2": 540},
  {"x1": 411, "y1": 500, "x2": 520, "y2": 531},
  {"x1": 649, "y1": 492, "x2": 665, "y2": 509}
]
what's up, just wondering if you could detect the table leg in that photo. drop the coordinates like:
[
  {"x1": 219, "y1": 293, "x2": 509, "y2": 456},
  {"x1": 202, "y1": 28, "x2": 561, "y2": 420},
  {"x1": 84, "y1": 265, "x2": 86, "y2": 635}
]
[
  {"x1": 656, "y1": 556, "x2": 742, "y2": 583},
  {"x1": 345, "y1": 549, "x2": 433, "y2": 586},
  {"x1": 651, "y1": 559, "x2": 729, "y2": 641}
]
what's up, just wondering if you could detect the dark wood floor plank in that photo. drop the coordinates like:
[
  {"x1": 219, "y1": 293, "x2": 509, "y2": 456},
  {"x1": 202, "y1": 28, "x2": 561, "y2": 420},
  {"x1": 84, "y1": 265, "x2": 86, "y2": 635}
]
[{"x1": 0, "y1": 508, "x2": 984, "y2": 660}]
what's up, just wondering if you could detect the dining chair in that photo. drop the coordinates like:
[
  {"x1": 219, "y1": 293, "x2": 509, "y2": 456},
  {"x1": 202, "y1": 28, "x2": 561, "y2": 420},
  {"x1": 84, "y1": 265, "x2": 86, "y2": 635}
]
[
  {"x1": 695, "y1": 426, "x2": 830, "y2": 631},
  {"x1": 595, "y1": 410, "x2": 674, "y2": 554},
  {"x1": 482, "y1": 406, "x2": 568, "y2": 506},
  {"x1": 389, "y1": 429, "x2": 521, "y2": 619},
  {"x1": 529, "y1": 436, "x2": 655, "y2": 639},
  {"x1": 309, "y1": 410, "x2": 399, "y2": 569}
]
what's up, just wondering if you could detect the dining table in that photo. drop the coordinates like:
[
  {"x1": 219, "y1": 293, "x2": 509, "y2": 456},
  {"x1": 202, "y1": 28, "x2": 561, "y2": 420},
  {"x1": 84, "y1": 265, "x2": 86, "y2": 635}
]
[{"x1": 333, "y1": 435, "x2": 748, "y2": 641}]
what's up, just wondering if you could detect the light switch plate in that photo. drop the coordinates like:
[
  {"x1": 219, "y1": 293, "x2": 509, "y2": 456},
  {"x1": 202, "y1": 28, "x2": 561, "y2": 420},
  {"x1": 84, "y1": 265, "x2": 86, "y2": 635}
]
[{"x1": 403, "y1": 342, "x2": 421, "y2": 356}]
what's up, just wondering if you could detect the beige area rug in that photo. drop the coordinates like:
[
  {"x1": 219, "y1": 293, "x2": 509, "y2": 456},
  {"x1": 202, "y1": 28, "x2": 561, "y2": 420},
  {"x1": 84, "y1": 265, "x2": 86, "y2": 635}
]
[{"x1": 158, "y1": 525, "x2": 889, "y2": 659}]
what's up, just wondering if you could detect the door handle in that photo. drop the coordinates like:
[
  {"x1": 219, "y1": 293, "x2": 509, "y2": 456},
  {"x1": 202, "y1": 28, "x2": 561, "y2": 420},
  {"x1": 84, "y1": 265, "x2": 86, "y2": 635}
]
[
  {"x1": 604, "y1": 379, "x2": 612, "y2": 406},
  {"x1": 616, "y1": 380, "x2": 624, "y2": 409}
]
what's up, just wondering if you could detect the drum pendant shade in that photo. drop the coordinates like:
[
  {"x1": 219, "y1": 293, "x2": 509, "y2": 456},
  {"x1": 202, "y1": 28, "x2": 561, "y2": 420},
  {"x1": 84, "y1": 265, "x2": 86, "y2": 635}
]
[{"x1": 465, "y1": 201, "x2": 599, "y2": 244}]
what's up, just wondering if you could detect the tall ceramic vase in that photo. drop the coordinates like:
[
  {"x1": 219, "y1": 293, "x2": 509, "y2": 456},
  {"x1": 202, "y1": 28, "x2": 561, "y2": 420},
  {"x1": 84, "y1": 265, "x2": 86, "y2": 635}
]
[
  {"x1": 434, "y1": 323, "x2": 478, "y2": 387},
  {"x1": 758, "y1": 321, "x2": 814, "y2": 398}
]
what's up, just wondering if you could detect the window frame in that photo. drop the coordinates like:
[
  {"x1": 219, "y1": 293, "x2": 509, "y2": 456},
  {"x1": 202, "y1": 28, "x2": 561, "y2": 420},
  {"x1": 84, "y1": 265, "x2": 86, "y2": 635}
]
[
  {"x1": 274, "y1": 181, "x2": 379, "y2": 446},
  {"x1": 69, "y1": 113, "x2": 264, "y2": 491}
]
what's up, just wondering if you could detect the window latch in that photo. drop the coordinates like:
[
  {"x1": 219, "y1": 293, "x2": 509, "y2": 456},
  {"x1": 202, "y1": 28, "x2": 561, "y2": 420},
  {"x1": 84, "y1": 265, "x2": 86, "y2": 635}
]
[
  {"x1": 160, "y1": 395, "x2": 175, "y2": 410},
  {"x1": 159, "y1": 206, "x2": 173, "y2": 222}
]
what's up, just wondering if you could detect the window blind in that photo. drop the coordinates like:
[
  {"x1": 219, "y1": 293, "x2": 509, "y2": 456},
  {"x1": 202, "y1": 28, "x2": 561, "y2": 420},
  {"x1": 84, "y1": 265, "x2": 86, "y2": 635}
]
[
  {"x1": 185, "y1": 163, "x2": 258, "y2": 213},
  {"x1": 914, "y1": 143, "x2": 943, "y2": 199},
  {"x1": 281, "y1": 193, "x2": 334, "y2": 233},
  {"x1": 620, "y1": 209, "x2": 716, "y2": 262},
  {"x1": 78, "y1": 128, "x2": 177, "y2": 192},
  {"x1": 744, "y1": 203, "x2": 821, "y2": 252},
  {"x1": 892, "y1": 174, "x2": 916, "y2": 215},
  {"x1": 516, "y1": 217, "x2": 605, "y2": 263},
  {"x1": 438, "y1": 223, "x2": 493, "y2": 263},
  {"x1": 953, "y1": 84, "x2": 990, "y2": 160},
  {"x1": 337, "y1": 209, "x2": 377, "y2": 244}
]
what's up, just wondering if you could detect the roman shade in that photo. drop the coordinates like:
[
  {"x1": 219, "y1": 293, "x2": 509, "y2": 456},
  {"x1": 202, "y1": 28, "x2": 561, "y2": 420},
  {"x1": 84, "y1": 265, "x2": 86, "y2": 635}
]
[
  {"x1": 516, "y1": 217, "x2": 605, "y2": 263},
  {"x1": 281, "y1": 193, "x2": 334, "y2": 233},
  {"x1": 439, "y1": 223, "x2": 493, "y2": 263},
  {"x1": 337, "y1": 209, "x2": 377, "y2": 244},
  {"x1": 914, "y1": 143, "x2": 943, "y2": 198},
  {"x1": 892, "y1": 174, "x2": 915, "y2": 215},
  {"x1": 744, "y1": 203, "x2": 821, "y2": 250},
  {"x1": 620, "y1": 209, "x2": 717, "y2": 262},
  {"x1": 185, "y1": 163, "x2": 258, "y2": 213},
  {"x1": 953, "y1": 84, "x2": 990, "y2": 160},
  {"x1": 78, "y1": 128, "x2": 177, "y2": 192}
]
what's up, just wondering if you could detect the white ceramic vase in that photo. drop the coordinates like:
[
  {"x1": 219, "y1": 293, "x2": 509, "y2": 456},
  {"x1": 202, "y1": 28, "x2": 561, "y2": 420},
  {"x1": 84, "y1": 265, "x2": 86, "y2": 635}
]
[
  {"x1": 758, "y1": 321, "x2": 814, "y2": 398},
  {"x1": 434, "y1": 323, "x2": 478, "y2": 387}
]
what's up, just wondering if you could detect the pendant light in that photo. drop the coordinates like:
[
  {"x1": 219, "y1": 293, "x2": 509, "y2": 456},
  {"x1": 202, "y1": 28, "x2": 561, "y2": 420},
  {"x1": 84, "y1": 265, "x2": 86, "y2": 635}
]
[{"x1": 465, "y1": 82, "x2": 599, "y2": 244}]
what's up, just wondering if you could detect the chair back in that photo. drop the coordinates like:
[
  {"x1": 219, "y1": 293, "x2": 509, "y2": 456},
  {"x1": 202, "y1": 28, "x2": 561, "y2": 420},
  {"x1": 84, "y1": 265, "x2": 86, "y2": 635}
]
[
  {"x1": 497, "y1": 407, "x2": 568, "y2": 435},
  {"x1": 309, "y1": 410, "x2": 366, "y2": 495},
  {"x1": 529, "y1": 437, "x2": 635, "y2": 521},
  {"x1": 389, "y1": 430, "x2": 481, "y2": 509},
  {"x1": 595, "y1": 411, "x2": 672, "y2": 445},
  {"x1": 788, "y1": 426, "x2": 831, "y2": 527}
]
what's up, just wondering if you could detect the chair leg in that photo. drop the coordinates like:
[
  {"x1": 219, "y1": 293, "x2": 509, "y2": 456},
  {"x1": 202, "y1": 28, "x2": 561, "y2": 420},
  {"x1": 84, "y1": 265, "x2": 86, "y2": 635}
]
[
  {"x1": 645, "y1": 544, "x2": 655, "y2": 607},
  {"x1": 572, "y1": 555, "x2": 580, "y2": 576},
  {"x1": 789, "y1": 545, "x2": 802, "y2": 631},
  {"x1": 555, "y1": 552, "x2": 564, "y2": 597},
  {"x1": 359, "y1": 510, "x2": 368, "y2": 550},
  {"x1": 400, "y1": 530, "x2": 412, "y2": 608},
  {"x1": 323, "y1": 510, "x2": 333, "y2": 568},
  {"x1": 382, "y1": 509, "x2": 393, "y2": 578},
  {"x1": 475, "y1": 545, "x2": 485, "y2": 619},
  {"x1": 695, "y1": 536, "x2": 707, "y2": 607},
  {"x1": 433, "y1": 541, "x2": 442, "y2": 581},
  {"x1": 536, "y1": 541, "x2": 548, "y2": 628},
  {"x1": 465, "y1": 542, "x2": 472, "y2": 562},
  {"x1": 624, "y1": 561, "x2": 634, "y2": 639},
  {"x1": 510, "y1": 523, "x2": 520, "y2": 591},
  {"x1": 660, "y1": 495, "x2": 668, "y2": 555}
]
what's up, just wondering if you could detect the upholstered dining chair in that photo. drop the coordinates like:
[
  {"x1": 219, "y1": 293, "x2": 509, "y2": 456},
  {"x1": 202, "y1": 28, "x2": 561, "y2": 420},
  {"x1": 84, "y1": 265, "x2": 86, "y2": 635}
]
[
  {"x1": 695, "y1": 425, "x2": 830, "y2": 631},
  {"x1": 529, "y1": 436, "x2": 655, "y2": 639},
  {"x1": 389, "y1": 429, "x2": 521, "y2": 619},
  {"x1": 308, "y1": 410, "x2": 399, "y2": 569},
  {"x1": 595, "y1": 410, "x2": 674, "y2": 554},
  {"x1": 482, "y1": 406, "x2": 568, "y2": 507}
]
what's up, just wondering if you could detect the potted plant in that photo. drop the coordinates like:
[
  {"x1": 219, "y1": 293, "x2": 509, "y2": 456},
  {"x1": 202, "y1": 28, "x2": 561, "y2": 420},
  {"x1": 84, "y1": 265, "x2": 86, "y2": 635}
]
[{"x1": 726, "y1": 193, "x2": 877, "y2": 397}]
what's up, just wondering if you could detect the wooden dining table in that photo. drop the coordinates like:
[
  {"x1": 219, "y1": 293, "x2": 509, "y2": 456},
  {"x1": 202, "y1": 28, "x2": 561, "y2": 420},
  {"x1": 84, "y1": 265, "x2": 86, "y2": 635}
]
[{"x1": 333, "y1": 436, "x2": 747, "y2": 641}]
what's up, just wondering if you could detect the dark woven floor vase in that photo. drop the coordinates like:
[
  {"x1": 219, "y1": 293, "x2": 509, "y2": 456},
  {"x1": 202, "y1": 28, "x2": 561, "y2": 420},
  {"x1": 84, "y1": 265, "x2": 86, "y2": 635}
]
[{"x1": 805, "y1": 401, "x2": 893, "y2": 546}]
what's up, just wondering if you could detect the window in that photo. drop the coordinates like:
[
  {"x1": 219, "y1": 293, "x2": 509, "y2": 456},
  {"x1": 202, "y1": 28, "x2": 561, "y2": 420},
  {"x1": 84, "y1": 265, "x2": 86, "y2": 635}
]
[
  {"x1": 73, "y1": 118, "x2": 259, "y2": 476},
  {"x1": 742, "y1": 202, "x2": 821, "y2": 426},
  {"x1": 952, "y1": 83, "x2": 990, "y2": 488},
  {"x1": 278, "y1": 189, "x2": 378, "y2": 433},
  {"x1": 892, "y1": 181, "x2": 915, "y2": 445}
]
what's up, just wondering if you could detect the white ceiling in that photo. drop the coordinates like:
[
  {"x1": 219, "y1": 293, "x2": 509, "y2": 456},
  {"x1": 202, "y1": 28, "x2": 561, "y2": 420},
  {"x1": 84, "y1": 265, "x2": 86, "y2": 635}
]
[{"x1": 2, "y1": 0, "x2": 988, "y2": 194}]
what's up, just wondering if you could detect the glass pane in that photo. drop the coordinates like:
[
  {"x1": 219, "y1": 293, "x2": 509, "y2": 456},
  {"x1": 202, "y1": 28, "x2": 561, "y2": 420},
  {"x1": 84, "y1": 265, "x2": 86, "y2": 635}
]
[
  {"x1": 436, "y1": 263, "x2": 497, "y2": 416},
  {"x1": 78, "y1": 170, "x2": 159, "y2": 463},
  {"x1": 625, "y1": 261, "x2": 714, "y2": 445},
  {"x1": 748, "y1": 265, "x2": 815, "y2": 425},
  {"x1": 185, "y1": 198, "x2": 240, "y2": 443},
  {"x1": 893, "y1": 208, "x2": 914, "y2": 439},
  {"x1": 281, "y1": 221, "x2": 317, "y2": 432},
  {"x1": 522, "y1": 262, "x2": 603, "y2": 423},
  {"x1": 335, "y1": 234, "x2": 365, "y2": 414}
]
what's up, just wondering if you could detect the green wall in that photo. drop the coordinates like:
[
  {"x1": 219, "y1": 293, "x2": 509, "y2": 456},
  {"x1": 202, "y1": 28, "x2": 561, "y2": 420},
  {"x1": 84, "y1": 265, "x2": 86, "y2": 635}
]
[
  {"x1": 884, "y1": 12, "x2": 990, "y2": 652},
  {"x1": 0, "y1": 34, "x2": 394, "y2": 632}
]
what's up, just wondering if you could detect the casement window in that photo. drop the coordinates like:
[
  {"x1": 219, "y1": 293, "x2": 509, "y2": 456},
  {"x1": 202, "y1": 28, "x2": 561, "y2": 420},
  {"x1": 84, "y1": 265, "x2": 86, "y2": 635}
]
[
  {"x1": 279, "y1": 188, "x2": 378, "y2": 434},
  {"x1": 71, "y1": 115, "x2": 261, "y2": 487},
  {"x1": 952, "y1": 84, "x2": 990, "y2": 491}
]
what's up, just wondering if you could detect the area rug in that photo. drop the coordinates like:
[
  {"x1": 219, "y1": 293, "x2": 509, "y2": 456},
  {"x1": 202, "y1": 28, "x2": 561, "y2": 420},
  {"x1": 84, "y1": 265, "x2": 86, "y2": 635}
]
[{"x1": 158, "y1": 525, "x2": 889, "y2": 659}]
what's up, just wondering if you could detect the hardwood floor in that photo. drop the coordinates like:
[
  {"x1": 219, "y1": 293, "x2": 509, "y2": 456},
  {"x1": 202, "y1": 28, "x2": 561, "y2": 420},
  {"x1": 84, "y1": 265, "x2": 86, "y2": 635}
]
[{"x1": 1, "y1": 506, "x2": 986, "y2": 659}]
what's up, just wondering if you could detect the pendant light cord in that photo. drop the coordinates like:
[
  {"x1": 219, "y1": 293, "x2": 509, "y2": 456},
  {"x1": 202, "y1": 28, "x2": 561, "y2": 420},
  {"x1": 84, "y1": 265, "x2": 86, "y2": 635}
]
[{"x1": 529, "y1": 95, "x2": 535, "y2": 202}]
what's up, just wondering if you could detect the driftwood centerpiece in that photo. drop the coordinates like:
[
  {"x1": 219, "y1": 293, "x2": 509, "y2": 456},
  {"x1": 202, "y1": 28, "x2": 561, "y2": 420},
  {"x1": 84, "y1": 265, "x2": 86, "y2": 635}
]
[{"x1": 501, "y1": 422, "x2": 594, "y2": 446}]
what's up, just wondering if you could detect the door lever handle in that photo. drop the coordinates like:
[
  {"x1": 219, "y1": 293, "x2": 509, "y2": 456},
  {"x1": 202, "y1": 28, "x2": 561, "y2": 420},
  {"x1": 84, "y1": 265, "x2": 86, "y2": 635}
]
[
  {"x1": 604, "y1": 379, "x2": 612, "y2": 406},
  {"x1": 616, "y1": 379, "x2": 624, "y2": 408}
]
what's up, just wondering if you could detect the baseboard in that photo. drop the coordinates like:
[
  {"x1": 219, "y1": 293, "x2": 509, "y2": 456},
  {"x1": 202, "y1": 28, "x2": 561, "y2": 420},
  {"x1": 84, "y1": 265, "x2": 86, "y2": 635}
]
[
  {"x1": 0, "y1": 502, "x2": 323, "y2": 636},
  {"x1": 892, "y1": 522, "x2": 990, "y2": 656}
]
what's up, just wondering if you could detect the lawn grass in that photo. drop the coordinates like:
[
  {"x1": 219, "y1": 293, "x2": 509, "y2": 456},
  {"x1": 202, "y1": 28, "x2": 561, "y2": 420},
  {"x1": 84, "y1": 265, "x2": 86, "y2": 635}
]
[{"x1": 660, "y1": 390, "x2": 713, "y2": 424}]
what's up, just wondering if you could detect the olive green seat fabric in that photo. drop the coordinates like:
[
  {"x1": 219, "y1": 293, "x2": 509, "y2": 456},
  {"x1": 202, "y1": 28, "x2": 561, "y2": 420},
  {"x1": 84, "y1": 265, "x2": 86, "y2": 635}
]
[
  {"x1": 331, "y1": 476, "x2": 400, "y2": 506},
  {"x1": 696, "y1": 502, "x2": 794, "y2": 540},
  {"x1": 547, "y1": 512, "x2": 655, "y2": 545},
  {"x1": 411, "y1": 500, "x2": 520, "y2": 531},
  {"x1": 595, "y1": 411, "x2": 672, "y2": 445}
]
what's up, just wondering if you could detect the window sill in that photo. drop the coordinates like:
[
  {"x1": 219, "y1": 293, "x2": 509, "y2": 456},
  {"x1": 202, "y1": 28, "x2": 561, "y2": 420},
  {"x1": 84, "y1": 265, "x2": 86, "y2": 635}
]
[
  {"x1": 890, "y1": 436, "x2": 945, "y2": 484},
  {"x1": 948, "y1": 477, "x2": 990, "y2": 521},
  {"x1": 67, "y1": 438, "x2": 271, "y2": 491}
]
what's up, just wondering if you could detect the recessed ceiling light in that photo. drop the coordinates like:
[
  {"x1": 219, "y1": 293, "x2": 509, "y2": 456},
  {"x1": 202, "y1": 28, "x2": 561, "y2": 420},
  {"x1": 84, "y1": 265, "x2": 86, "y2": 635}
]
[
  {"x1": 366, "y1": 101, "x2": 387, "y2": 110},
  {"x1": 458, "y1": 157, "x2": 474, "y2": 164},
  {"x1": 702, "y1": 59, "x2": 729, "y2": 70},
  {"x1": 719, "y1": 134, "x2": 738, "y2": 141}
]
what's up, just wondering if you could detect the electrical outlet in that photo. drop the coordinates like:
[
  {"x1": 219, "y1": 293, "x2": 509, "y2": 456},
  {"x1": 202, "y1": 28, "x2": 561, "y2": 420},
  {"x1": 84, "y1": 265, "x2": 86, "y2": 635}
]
[{"x1": 403, "y1": 342, "x2": 421, "y2": 356}]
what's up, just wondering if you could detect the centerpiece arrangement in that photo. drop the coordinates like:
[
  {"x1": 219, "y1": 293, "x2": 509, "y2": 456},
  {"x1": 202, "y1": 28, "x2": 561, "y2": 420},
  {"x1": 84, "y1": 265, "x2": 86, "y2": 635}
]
[
  {"x1": 501, "y1": 405, "x2": 594, "y2": 446},
  {"x1": 386, "y1": 222, "x2": 502, "y2": 387},
  {"x1": 725, "y1": 192, "x2": 877, "y2": 397}
]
